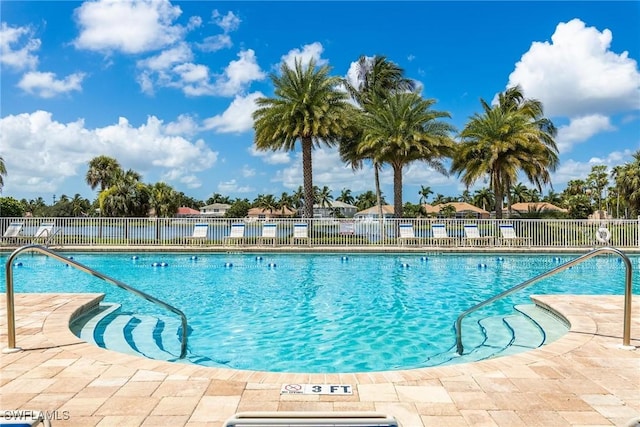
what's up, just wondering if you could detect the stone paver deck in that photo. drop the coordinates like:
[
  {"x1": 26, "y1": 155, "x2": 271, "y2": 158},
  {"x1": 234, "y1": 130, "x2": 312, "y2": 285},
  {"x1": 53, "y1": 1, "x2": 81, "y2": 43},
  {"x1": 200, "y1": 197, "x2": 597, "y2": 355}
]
[{"x1": 1, "y1": 293, "x2": 638, "y2": 426}]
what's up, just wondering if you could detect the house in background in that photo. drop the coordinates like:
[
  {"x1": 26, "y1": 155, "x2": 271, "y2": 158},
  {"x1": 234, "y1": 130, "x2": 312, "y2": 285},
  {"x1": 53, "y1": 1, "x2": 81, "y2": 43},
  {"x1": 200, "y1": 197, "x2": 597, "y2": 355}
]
[
  {"x1": 313, "y1": 201, "x2": 358, "y2": 218},
  {"x1": 246, "y1": 207, "x2": 296, "y2": 220},
  {"x1": 430, "y1": 202, "x2": 491, "y2": 219},
  {"x1": 508, "y1": 202, "x2": 568, "y2": 216},
  {"x1": 354, "y1": 205, "x2": 395, "y2": 220},
  {"x1": 200, "y1": 203, "x2": 231, "y2": 217},
  {"x1": 176, "y1": 207, "x2": 201, "y2": 218}
]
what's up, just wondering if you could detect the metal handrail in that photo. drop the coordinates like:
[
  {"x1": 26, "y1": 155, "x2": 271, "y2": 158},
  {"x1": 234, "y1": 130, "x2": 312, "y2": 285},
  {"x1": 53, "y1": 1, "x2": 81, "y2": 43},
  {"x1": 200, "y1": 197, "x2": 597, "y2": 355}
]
[
  {"x1": 455, "y1": 247, "x2": 634, "y2": 355},
  {"x1": 3, "y1": 244, "x2": 188, "y2": 358}
]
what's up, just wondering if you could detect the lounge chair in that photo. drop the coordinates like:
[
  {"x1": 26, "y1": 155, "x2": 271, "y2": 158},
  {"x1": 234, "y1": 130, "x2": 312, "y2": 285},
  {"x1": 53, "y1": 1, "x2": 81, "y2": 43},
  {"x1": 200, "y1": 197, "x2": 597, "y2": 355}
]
[
  {"x1": 397, "y1": 223, "x2": 423, "y2": 246},
  {"x1": 185, "y1": 223, "x2": 209, "y2": 245},
  {"x1": 258, "y1": 223, "x2": 277, "y2": 246},
  {"x1": 223, "y1": 412, "x2": 399, "y2": 427},
  {"x1": 223, "y1": 223, "x2": 246, "y2": 246},
  {"x1": 1, "y1": 222, "x2": 24, "y2": 245},
  {"x1": 499, "y1": 223, "x2": 531, "y2": 246},
  {"x1": 30, "y1": 222, "x2": 56, "y2": 244},
  {"x1": 462, "y1": 224, "x2": 493, "y2": 246},
  {"x1": 290, "y1": 223, "x2": 310, "y2": 245},
  {"x1": 431, "y1": 223, "x2": 457, "y2": 246}
]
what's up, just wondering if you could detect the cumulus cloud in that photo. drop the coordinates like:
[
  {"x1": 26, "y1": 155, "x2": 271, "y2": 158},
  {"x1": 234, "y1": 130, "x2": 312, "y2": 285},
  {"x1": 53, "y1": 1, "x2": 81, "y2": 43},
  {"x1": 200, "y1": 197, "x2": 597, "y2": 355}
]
[
  {"x1": 249, "y1": 146, "x2": 291, "y2": 165},
  {"x1": 203, "y1": 92, "x2": 263, "y2": 133},
  {"x1": 214, "y1": 49, "x2": 266, "y2": 96},
  {"x1": 0, "y1": 22, "x2": 40, "y2": 71},
  {"x1": 212, "y1": 10, "x2": 241, "y2": 33},
  {"x1": 551, "y1": 150, "x2": 633, "y2": 189},
  {"x1": 217, "y1": 179, "x2": 253, "y2": 193},
  {"x1": 137, "y1": 48, "x2": 264, "y2": 97},
  {"x1": 17, "y1": 71, "x2": 86, "y2": 98},
  {"x1": 197, "y1": 34, "x2": 232, "y2": 52},
  {"x1": 73, "y1": 0, "x2": 185, "y2": 54},
  {"x1": 280, "y1": 42, "x2": 328, "y2": 70},
  {"x1": 0, "y1": 111, "x2": 218, "y2": 195},
  {"x1": 555, "y1": 114, "x2": 615, "y2": 153},
  {"x1": 506, "y1": 18, "x2": 640, "y2": 117}
]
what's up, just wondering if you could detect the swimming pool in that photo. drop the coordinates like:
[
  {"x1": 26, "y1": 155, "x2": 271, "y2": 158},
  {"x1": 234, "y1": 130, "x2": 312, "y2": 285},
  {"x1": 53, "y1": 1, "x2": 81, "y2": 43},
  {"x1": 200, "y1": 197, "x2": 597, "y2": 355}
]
[{"x1": 2, "y1": 252, "x2": 638, "y2": 372}]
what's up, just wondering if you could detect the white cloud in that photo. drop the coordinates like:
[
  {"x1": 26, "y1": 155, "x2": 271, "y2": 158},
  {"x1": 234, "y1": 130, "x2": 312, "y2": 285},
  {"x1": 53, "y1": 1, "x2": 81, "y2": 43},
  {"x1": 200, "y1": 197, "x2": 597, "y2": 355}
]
[
  {"x1": 217, "y1": 179, "x2": 253, "y2": 193},
  {"x1": 249, "y1": 146, "x2": 291, "y2": 165},
  {"x1": 214, "y1": 49, "x2": 266, "y2": 96},
  {"x1": 164, "y1": 114, "x2": 199, "y2": 136},
  {"x1": 242, "y1": 165, "x2": 256, "y2": 178},
  {"x1": 0, "y1": 111, "x2": 218, "y2": 195},
  {"x1": 506, "y1": 18, "x2": 640, "y2": 118},
  {"x1": 137, "y1": 42, "x2": 193, "y2": 72},
  {"x1": 0, "y1": 22, "x2": 40, "y2": 71},
  {"x1": 281, "y1": 42, "x2": 327, "y2": 70},
  {"x1": 555, "y1": 114, "x2": 615, "y2": 153},
  {"x1": 17, "y1": 71, "x2": 86, "y2": 98},
  {"x1": 203, "y1": 92, "x2": 263, "y2": 133},
  {"x1": 73, "y1": 0, "x2": 185, "y2": 54},
  {"x1": 197, "y1": 34, "x2": 232, "y2": 52},
  {"x1": 212, "y1": 10, "x2": 241, "y2": 33},
  {"x1": 551, "y1": 150, "x2": 633, "y2": 190}
]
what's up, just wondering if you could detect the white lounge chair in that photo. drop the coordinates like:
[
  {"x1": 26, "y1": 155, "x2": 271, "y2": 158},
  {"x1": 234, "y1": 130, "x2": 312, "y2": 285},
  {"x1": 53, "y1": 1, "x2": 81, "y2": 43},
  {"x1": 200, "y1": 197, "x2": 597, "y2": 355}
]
[
  {"x1": 431, "y1": 223, "x2": 457, "y2": 246},
  {"x1": 397, "y1": 223, "x2": 422, "y2": 246},
  {"x1": 224, "y1": 223, "x2": 246, "y2": 246},
  {"x1": 30, "y1": 222, "x2": 56, "y2": 244},
  {"x1": 258, "y1": 223, "x2": 277, "y2": 246},
  {"x1": 1, "y1": 222, "x2": 24, "y2": 245},
  {"x1": 499, "y1": 223, "x2": 531, "y2": 246},
  {"x1": 223, "y1": 412, "x2": 399, "y2": 427},
  {"x1": 462, "y1": 224, "x2": 493, "y2": 246},
  {"x1": 185, "y1": 223, "x2": 208, "y2": 245},
  {"x1": 291, "y1": 223, "x2": 310, "y2": 245}
]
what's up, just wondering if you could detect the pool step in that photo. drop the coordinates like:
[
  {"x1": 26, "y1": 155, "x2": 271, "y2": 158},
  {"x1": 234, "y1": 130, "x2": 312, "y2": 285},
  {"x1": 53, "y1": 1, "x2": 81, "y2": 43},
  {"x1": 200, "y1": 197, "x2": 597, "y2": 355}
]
[
  {"x1": 429, "y1": 304, "x2": 568, "y2": 366},
  {"x1": 78, "y1": 308, "x2": 183, "y2": 361}
]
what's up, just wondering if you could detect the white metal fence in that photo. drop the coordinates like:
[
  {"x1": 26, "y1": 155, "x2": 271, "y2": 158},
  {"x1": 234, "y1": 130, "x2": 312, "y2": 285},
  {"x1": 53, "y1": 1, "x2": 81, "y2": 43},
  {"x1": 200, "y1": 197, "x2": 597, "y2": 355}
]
[{"x1": 1, "y1": 217, "x2": 639, "y2": 249}]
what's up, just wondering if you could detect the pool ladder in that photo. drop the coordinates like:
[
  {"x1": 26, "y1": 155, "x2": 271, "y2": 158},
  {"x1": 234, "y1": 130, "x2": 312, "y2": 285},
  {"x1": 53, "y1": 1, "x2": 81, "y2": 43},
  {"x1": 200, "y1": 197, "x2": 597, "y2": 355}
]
[
  {"x1": 455, "y1": 247, "x2": 634, "y2": 355},
  {"x1": 3, "y1": 244, "x2": 189, "y2": 358}
]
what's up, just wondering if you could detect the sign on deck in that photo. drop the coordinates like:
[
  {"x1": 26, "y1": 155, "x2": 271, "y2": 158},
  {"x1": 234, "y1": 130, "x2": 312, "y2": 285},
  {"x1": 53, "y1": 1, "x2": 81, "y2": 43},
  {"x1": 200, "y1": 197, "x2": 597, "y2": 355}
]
[{"x1": 280, "y1": 383, "x2": 353, "y2": 395}]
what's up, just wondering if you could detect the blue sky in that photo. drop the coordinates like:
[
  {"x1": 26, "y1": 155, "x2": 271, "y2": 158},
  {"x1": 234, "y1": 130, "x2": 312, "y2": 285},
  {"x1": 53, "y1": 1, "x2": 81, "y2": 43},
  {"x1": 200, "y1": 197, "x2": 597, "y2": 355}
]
[{"x1": 1, "y1": 1, "x2": 639, "y2": 205}]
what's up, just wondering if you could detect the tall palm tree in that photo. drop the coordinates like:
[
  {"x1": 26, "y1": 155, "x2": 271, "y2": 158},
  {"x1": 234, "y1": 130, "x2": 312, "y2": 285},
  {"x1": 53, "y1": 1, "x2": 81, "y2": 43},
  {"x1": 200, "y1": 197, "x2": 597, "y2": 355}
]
[
  {"x1": 355, "y1": 190, "x2": 381, "y2": 211},
  {"x1": 254, "y1": 194, "x2": 279, "y2": 213},
  {"x1": 614, "y1": 150, "x2": 640, "y2": 217},
  {"x1": 253, "y1": 58, "x2": 354, "y2": 219},
  {"x1": 452, "y1": 86, "x2": 558, "y2": 218},
  {"x1": 359, "y1": 92, "x2": 456, "y2": 217},
  {"x1": 340, "y1": 55, "x2": 416, "y2": 221},
  {"x1": 149, "y1": 182, "x2": 179, "y2": 218},
  {"x1": 316, "y1": 185, "x2": 333, "y2": 208},
  {"x1": 99, "y1": 169, "x2": 148, "y2": 217},
  {"x1": 86, "y1": 155, "x2": 121, "y2": 192},
  {"x1": 473, "y1": 187, "x2": 494, "y2": 211}
]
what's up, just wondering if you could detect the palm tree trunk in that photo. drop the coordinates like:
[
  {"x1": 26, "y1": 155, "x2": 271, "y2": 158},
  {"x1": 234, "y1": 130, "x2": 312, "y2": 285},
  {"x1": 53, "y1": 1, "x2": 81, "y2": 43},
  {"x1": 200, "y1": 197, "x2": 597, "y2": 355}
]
[
  {"x1": 374, "y1": 162, "x2": 385, "y2": 238},
  {"x1": 393, "y1": 164, "x2": 403, "y2": 218},
  {"x1": 494, "y1": 173, "x2": 504, "y2": 219},
  {"x1": 302, "y1": 136, "x2": 314, "y2": 219}
]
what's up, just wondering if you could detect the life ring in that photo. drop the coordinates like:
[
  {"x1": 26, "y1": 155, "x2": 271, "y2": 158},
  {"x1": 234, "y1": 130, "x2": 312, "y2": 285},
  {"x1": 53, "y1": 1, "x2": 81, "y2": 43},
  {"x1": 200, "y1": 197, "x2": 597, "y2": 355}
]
[{"x1": 596, "y1": 227, "x2": 611, "y2": 244}]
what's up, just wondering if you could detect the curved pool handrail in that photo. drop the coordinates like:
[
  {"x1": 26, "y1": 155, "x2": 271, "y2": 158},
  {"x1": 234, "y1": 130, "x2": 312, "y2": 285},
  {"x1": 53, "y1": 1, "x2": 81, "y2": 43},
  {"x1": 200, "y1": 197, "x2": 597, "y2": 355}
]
[
  {"x1": 3, "y1": 244, "x2": 188, "y2": 359},
  {"x1": 455, "y1": 246, "x2": 633, "y2": 355}
]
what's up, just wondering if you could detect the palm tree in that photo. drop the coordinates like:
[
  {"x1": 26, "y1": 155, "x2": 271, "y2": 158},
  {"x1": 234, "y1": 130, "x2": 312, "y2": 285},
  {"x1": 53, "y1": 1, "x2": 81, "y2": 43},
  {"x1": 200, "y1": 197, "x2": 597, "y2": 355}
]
[
  {"x1": 149, "y1": 182, "x2": 179, "y2": 218},
  {"x1": 253, "y1": 58, "x2": 354, "y2": 219},
  {"x1": 358, "y1": 92, "x2": 456, "y2": 217},
  {"x1": 452, "y1": 86, "x2": 558, "y2": 218},
  {"x1": 316, "y1": 186, "x2": 333, "y2": 208},
  {"x1": 473, "y1": 187, "x2": 494, "y2": 211},
  {"x1": 70, "y1": 194, "x2": 90, "y2": 217},
  {"x1": 99, "y1": 169, "x2": 149, "y2": 217},
  {"x1": 340, "y1": 55, "x2": 416, "y2": 221},
  {"x1": 614, "y1": 151, "x2": 640, "y2": 217},
  {"x1": 418, "y1": 185, "x2": 433, "y2": 205},
  {"x1": 0, "y1": 156, "x2": 7, "y2": 193},
  {"x1": 86, "y1": 155, "x2": 121, "y2": 193},
  {"x1": 336, "y1": 188, "x2": 355, "y2": 205},
  {"x1": 355, "y1": 190, "x2": 381, "y2": 211},
  {"x1": 254, "y1": 194, "x2": 278, "y2": 213}
]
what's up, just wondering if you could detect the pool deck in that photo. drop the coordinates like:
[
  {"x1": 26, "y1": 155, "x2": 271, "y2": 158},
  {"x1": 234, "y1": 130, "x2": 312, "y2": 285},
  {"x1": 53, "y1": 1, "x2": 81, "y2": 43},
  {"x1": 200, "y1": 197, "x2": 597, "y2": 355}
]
[{"x1": 0, "y1": 293, "x2": 638, "y2": 426}]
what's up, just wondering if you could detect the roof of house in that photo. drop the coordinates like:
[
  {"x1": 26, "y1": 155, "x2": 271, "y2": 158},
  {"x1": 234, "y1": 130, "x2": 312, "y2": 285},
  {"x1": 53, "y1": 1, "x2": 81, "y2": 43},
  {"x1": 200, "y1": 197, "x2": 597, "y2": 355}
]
[
  {"x1": 200, "y1": 203, "x2": 231, "y2": 210},
  {"x1": 355, "y1": 205, "x2": 395, "y2": 215},
  {"x1": 510, "y1": 202, "x2": 567, "y2": 213},
  {"x1": 177, "y1": 207, "x2": 201, "y2": 215},
  {"x1": 431, "y1": 202, "x2": 490, "y2": 214},
  {"x1": 247, "y1": 207, "x2": 296, "y2": 216},
  {"x1": 314, "y1": 200, "x2": 357, "y2": 209}
]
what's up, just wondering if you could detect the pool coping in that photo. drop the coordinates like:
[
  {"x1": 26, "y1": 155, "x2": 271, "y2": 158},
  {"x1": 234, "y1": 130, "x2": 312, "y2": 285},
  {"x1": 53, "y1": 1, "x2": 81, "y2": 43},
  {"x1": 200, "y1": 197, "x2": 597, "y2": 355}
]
[{"x1": 1, "y1": 292, "x2": 639, "y2": 426}]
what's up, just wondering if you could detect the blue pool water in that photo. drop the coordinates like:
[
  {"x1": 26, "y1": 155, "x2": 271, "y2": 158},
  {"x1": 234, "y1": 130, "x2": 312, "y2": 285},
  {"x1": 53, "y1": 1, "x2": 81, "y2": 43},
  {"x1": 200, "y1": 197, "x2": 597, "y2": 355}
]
[{"x1": 1, "y1": 252, "x2": 638, "y2": 372}]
